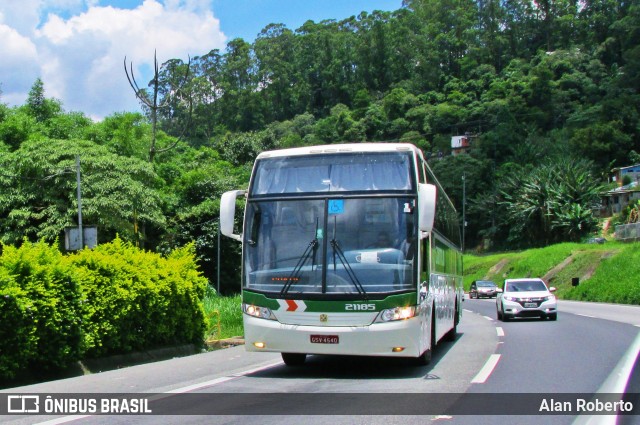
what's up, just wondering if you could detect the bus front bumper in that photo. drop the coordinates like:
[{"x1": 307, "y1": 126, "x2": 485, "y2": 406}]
[{"x1": 243, "y1": 315, "x2": 424, "y2": 358}]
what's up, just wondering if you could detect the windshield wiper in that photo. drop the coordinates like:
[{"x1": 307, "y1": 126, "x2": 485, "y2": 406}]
[
  {"x1": 330, "y1": 218, "x2": 368, "y2": 300},
  {"x1": 280, "y1": 219, "x2": 319, "y2": 296}
]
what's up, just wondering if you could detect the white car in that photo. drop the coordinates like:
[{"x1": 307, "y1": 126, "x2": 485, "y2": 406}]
[{"x1": 496, "y1": 278, "x2": 557, "y2": 321}]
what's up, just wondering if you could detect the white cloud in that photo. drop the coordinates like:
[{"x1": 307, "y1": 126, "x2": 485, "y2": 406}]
[
  {"x1": 0, "y1": 0, "x2": 226, "y2": 120},
  {"x1": 0, "y1": 24, "x2": 40, "y2": 105}
]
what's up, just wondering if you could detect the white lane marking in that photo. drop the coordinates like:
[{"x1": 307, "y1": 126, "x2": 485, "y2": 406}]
[
  {"x1": 482, "y1": 316, "x2": 493, "y2": 321},
  {"x1": 572, "y1": 330, "x2": 640, "y2": 425},
  {"x1": 595, "y1": 331, "x2": 640, "y2": 394},
  {"x1": 496, "y1": 327, "x2": 505, "y2": 337},
  {"x1": 36, "y1": 416, "x2": 91, "y2": 425},
  {"x1": 575, "y1": 313, "x2": 596, "y2": 319},
  {"x1": 34, "y1": 360, "x2": 284, "y2": 425},
  {"x1": 165, "y1": 376, "x2": 234, "y2": 393},
  {"x1": 463, "y1": 309, "x2": 472, "y2": 313},
  {"x1": 167, "y1": 360, "x2": 284, "y2": 393},
  {"x1": 471, "y1": 354, "x2": 501, "y2": 384}
]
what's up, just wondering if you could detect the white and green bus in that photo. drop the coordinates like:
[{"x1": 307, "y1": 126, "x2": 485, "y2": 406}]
[{"x1": 220, "y1": 143, "x2": 463, "y2": 366}]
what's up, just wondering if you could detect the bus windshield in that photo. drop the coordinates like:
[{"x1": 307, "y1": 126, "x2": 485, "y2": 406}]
[
  {"x1": 243, "y1": 197, "x2": 417, "y2": 297},
  {"x1": 250, "y1": 152, "x2": 413, "y2": 195}
]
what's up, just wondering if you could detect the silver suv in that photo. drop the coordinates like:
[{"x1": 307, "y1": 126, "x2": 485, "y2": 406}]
[
  {"x1": 497, "y1": 278, "x2": 557, "y2": 321},
  {"x1": 469, "y1": 280, "x2": 498, "y2": 298}
]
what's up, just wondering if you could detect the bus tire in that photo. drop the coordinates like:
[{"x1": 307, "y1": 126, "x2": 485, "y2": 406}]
[
  {"x1": 281, "y1": 353, "x2": 306, "y2": 366},
  {"x1": 414, "y1": 314, "x2": 435, "y2": 366},
  {"x1": 444, "y1": 302, "x2": 459, "y2": 342},
  {"x1": 414, "y1": 347, "x2": 432, "y2": 366}
]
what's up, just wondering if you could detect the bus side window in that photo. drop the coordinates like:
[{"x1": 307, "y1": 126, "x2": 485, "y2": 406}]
[
  {"x1": 420, "y1": 236, "x2": 429, "y2": 285},
  {"x1": 415, "y1": 155, "x2": 426, "y2": 183}
]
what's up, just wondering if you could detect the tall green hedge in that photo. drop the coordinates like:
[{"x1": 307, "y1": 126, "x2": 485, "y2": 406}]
[
  {"x1": 0, "y1": 238, "x2": 208, "y2": 380},
  {"x1": 70, "y1": 238, "x2": 208, "y2": 357},
  {"x1": 0, "y1": 241, "x2": 82, "y2": 379}
]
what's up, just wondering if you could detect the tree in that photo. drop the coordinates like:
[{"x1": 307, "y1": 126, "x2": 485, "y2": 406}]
[
  {"x1": 155, "y1": 147, "x2": 250, "y2": 294},
  {"x1": 0, "y1": 139, "x2": 165, "y2": 246},
  {"x1": 497, "y1": 158, "x2": 602, "y2": 247},
  {"x1": 429, "y1": 154, "x2": 493, "y2": 248},
  {"x1": 124, "y1": 52, "x2": 192, "y2": 162},
  {"x1": 219, "y1": 39, "x2": 262, "y2": 131},
  {"x1": 254, "y1": 24, "x2": 298, "y2": 122},
  {"x1": 26, "y1": 78, "x2": 61, "y2": 123},
  {"x1": 569, "y1": 121, "x2": 633, "y2": 169},
  {"x1": 0, "y1": 108, "x2": 37, "y2": 150},
  {"x1": 84, "y1": 112, "x2": 149, "y2": 159}
]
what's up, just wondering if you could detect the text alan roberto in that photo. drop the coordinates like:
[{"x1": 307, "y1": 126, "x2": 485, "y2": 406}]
[{"x1": 539, "y1": 398, "x2": 634, "y2": 413}]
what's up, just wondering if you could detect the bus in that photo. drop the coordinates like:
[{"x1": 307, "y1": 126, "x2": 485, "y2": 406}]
[{"x1": 220, "y1": 143, "x2": 463, "y2": 366}]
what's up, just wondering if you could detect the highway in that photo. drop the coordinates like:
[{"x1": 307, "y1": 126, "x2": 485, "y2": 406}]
[{"x1": 1, "y1": 297, "x2": 639, "y2": 425}]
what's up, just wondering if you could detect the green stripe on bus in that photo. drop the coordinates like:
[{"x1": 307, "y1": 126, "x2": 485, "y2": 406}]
[{"x1": 242, "y1": 291, "x2": 416, "y2": 312}]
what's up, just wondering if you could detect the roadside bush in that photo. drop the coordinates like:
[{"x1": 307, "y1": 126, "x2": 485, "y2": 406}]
[
  {"x1": 68, "y1": 237, "x2": 208, "y2": 357},
  {"x1": 0, "y1": 238, "x2": 208, "y2": 381},
  {"x1": 0, "y1": 241, "x2": 82, "y2": 379}
]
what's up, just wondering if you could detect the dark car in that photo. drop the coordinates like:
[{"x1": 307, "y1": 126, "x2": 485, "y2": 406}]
[{"x1": 469, "y1": 280, "x2": 498, "y2": 299}]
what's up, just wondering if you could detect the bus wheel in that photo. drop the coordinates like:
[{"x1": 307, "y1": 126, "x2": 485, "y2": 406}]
[
  {"x1": 444, "y1": 305, "x2": 458, "y2": 342},
  {"x1": 282, "y1": 353, "x2": 306, "y2": 366},
  {"x1": 414, "y1": 347, "x2": 432, "y2": 366},
  {"x1": 414, "y1": 315, "x2": 435, "y2": 366}
]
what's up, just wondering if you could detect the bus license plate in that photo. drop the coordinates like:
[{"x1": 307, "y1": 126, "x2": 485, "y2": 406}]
[
  {"x1": 310, "y1": 335, "x2": 339, "y2": 344},
  {"x1": 524, "y1": 302, "x2": 537, "y2": 308}
]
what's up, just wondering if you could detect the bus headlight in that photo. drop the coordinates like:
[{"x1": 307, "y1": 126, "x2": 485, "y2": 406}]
[
  {"x1": 242, "y1": 303, "x2": 276, "y2": 320},
  {"x1": 375, "y1": 306, "x2": 416, "y2": 322}
]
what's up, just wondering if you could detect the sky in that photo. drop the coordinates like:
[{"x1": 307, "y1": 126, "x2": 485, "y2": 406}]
[{"x1": 0, "y1": 0, "x2": 402, "y2": 121}]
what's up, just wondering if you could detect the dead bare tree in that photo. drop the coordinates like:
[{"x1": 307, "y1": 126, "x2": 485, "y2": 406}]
[{"x1": 124, "y1": 50, "x2": 192, "y2": 163}]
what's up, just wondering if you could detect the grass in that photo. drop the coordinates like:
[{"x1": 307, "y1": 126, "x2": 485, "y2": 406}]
[
  {"x1": 202, "y1": 287, "x2": 243, "y2": 340},
  {"x1": 464, "y1": 241, "x2": 640, "y2": 305},
  {"x1": 562, "y1": 244, "x2": 640, "y2": 304}
]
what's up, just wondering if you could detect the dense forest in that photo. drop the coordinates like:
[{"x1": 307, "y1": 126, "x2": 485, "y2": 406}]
[{"x1": 1, "y1": 0, "x2": 638, "y2": 293}]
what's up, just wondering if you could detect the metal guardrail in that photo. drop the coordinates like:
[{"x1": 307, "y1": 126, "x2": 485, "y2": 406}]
[{"x1": 615, "y1": 222, "x2": 640, "y2": 241}]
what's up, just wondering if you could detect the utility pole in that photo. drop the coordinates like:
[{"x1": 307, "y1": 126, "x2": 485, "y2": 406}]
[
  {"x1": 76, "y1": 155, "x2": 83, "y2": 249},
  {"x1": 462, "y1": 171, "x2": 466, "y2": 253},
  {"x1": 217, "y1": 217, "x2": 221, "y2": 294}
]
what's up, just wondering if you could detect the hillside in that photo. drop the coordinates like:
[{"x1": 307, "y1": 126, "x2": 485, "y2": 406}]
[{"x1": 464, "y1": 241, "x2": 640, "y2": 305}]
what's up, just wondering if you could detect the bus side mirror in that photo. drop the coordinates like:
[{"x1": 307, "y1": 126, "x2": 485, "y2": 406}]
[
  {"x1": 220, "y1": 190, "x2": 246, "y2": 242},
  {"x1": 418, "y1": 183, "x2": 437, "y2": 233}
]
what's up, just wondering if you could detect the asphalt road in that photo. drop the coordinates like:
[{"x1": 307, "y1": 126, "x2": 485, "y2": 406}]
[
  {"x1": 454, "y1": 297, "x2": 640, "y2": 425},
  {"x1": 1, "y1": 297, "x2": 639, "y2": 425}
]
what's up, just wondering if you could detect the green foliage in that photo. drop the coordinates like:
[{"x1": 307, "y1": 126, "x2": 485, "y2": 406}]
[
  {"x1": 155, "y1": 147, "x2": 249, "y2": 294},
  {"x1": 570, "y1": 121, "x2": 633, "y2": 169},
  {"x1": 69, "y1": 237, "x2": 208, "y2": 357},
  {"x1": 84, "y1": 112, "x2": 149, "y2": 160},
  {"x1": 203, "y1": 288, "x2": 243, "y2": 340},
  {"x1": 464, "y1": 241, "x2": 640, "y2": 305},
  {"x1": 497, "y1": 158, "x2": 603, "y2": 247},
  {"x1": 26, "y1": 78, "x2": 62, "y2": 123},
  {"x1": 0, "y1": 238, "x2": 208, "y2": 380},
  {"x1": 0, "y1": 240, "x2": 82, "y2": 379},
  {"x1": 215, "y1": 132, "x2": 269, "y2": 166},
  {"x1": 43, "y1": 112, "x2": 93, "y2": 140},
  {"x1": 0, "y1": 109, "x2": 38, "y2": 150},
  {"x1": 564, "y1": 243, "x2": 640, "y2": 304},
  {"x1": 0, "y1": 139, "x2": 165, "y2": 245}
]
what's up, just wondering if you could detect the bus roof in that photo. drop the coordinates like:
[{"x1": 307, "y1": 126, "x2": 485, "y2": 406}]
[{"x1": 256, "y1": 143, "x2": 422, "y2": 160}]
